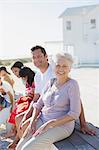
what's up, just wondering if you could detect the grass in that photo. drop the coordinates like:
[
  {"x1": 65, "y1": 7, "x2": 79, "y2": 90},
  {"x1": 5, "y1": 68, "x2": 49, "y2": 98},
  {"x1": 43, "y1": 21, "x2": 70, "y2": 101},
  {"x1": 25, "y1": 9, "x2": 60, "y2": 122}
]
[{"x1": 0, "y1": 57, "x2": 32, "y2": 66}]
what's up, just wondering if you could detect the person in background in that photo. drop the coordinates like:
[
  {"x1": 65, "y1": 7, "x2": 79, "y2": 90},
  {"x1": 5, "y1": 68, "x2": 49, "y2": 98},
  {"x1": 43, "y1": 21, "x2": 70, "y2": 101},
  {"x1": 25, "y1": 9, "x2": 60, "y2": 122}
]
[
  {"x1": 1, "y1": 61, "x2": 24, "y2": 139},
  {"x1": 0, "y1": 66, "x2": 14, "y2": 87},
  {"x1": 19, "y1": 66, "x2": 35, "y2": 98},
  {"x1": 10, "y1": 61, "x2": 24, "y2": 99},
  {"x1": 7, "y1": 67, "x2": 35, "y2": 149},
  {"x1": 0, "y1": 77, "x2": 14, "y2": 124},
  {"x1": 8, "y1": 66, "x2": 35, "y2": 124},
  {"x1": 16, "y1": 52, "x2": 81, "y2": 150},
  {"x1": 11, "y1": 61, "x2": 24, "y2": 78}
]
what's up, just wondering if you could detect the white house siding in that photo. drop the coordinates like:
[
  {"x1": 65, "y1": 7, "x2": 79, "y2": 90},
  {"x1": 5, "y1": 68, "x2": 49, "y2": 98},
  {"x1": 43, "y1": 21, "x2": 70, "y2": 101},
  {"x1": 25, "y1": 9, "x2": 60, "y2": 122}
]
[
  {"x1": 95, "y1": 7, "x2": 99, "y2": 63},
  {"x1": 44, "y1": 41, "x2": 63, "y2": 55},
  {"x1": 85, "y1": 6, "x2": 99, "y2": 63},
  {"x1": 63, "y1": 15, "x2": 90, "y2": 64},
  {"x1": 62, "y1": 5, "x2": 99, "y2": 65}
]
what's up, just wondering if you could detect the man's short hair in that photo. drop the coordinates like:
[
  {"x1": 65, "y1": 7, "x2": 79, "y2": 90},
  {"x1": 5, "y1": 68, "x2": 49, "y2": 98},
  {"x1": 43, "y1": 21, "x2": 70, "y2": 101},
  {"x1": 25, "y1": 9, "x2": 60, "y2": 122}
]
[{"x1": 31, "y1": 45, "x2": 47, "y2": 56}]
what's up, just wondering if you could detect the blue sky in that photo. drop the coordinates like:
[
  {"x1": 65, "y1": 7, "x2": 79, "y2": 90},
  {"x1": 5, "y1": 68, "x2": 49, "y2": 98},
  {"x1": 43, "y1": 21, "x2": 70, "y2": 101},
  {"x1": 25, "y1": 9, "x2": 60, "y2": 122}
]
[{"x1": 0, "y1": 0, "x2": 99, "y2": 59}]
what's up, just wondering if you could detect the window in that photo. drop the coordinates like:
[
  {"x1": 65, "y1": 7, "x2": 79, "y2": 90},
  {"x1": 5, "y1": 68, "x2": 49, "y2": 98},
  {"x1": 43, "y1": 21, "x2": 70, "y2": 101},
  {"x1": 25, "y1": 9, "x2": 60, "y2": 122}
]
[
  {"x1": 90, "y1": 19, "x2": 96, "y2": 29},
  {"x1": 66, "y1": 21, "x2": 71, "y2": 30}
]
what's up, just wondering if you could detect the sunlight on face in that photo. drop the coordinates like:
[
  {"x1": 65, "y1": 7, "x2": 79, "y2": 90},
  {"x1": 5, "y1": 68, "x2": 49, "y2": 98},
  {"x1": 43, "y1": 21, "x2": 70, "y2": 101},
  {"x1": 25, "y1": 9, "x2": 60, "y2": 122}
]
[
  {"x1": 0, "y1": 70, "x2": 6, "y2": 77},
  {"x1": 31, "y1": 49, "x2": 48, "y2": 68},
  {"x1": 11, "y1": 67, "x2": 20, "y2": 78},
  {"x1": 55, "y1": 57, "x2": 71, "y2": 77}
]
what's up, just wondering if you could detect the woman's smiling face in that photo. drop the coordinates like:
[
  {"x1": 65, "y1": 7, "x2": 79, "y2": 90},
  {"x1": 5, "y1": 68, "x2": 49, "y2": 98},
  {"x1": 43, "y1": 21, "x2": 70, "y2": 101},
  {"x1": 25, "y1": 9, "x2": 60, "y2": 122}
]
[{"x1": 55, "y1": 57, "x2": 71, "y2": 78}]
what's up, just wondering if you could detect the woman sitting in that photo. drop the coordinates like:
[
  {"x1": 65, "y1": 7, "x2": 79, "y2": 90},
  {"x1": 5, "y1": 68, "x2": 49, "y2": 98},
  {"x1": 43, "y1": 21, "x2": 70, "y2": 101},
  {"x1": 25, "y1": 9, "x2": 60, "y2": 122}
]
[
  {"x1": 0, "y1": 77, "x2": 14, "y2": 124},
  {"x1": 0, "y1": 66, "x2": 14, "y2": 87},
  {"x1": 7, "y1": 67, "x2": 35, "y2": 148},
  {"x1": 16, "y1": 53, "x2": 81, "y2": 150},
  {"x1": 10, "y1": 61, "x2": 24, "y2": 99},
  {"x1": 11, "y1": 61, "x2": 24, "y2": 78},
  {"x1": 8, "y1": 67, "x2": 35, "y2": 124}
]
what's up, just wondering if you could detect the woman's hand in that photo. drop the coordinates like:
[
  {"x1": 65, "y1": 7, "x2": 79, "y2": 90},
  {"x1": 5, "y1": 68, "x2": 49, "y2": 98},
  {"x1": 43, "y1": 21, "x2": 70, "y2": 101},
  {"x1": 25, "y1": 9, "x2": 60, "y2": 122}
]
[
  {"x1": 20, "y1": 105, "x2": 33, "y2": 129},
  {"x1": 33, "y1": 121, "x2": 53, "y2": 137},
  {"x1": 23, "y1": 122, "x2": 36, "y2": 138},
  {"x1": 80, "y1": 122, "x2": 96, "y2": 135}
]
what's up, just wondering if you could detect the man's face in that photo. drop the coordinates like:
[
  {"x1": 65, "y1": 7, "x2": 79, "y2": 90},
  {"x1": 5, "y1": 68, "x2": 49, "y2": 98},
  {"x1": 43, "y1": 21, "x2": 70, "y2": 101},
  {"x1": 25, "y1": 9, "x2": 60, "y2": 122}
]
[{"x1": 31, "y1": 49, "x2": 48, "y2": 68}]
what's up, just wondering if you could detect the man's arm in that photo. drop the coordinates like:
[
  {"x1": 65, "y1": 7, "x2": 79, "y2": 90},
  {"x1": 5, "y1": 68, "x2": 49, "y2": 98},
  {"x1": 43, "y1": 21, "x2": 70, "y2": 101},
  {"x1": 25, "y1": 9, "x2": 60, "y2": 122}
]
[{"x1": 79, "y1": 102, "x2": 96, "y2": 135}]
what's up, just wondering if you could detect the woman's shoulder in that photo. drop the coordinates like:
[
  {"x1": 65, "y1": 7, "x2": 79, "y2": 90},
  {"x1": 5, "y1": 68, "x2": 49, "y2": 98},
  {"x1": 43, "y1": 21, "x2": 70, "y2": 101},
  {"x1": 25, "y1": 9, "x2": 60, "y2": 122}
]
[
  {"x1": 67, "y1": 78, "x2": 79, "y2": 87},
  {"x1": 2, "y1": 80, "x2": 12, "y2": 90},
  {"x1": 4, "y1": 75, "x2": 14, "y2": 86}
]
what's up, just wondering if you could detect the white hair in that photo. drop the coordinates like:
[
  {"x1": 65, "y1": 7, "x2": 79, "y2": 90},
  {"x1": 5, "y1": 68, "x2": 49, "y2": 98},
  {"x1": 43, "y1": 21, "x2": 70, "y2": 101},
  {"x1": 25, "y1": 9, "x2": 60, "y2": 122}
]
[{"x1": 53, "y1": 52, "x2": 74, "y2": 67}]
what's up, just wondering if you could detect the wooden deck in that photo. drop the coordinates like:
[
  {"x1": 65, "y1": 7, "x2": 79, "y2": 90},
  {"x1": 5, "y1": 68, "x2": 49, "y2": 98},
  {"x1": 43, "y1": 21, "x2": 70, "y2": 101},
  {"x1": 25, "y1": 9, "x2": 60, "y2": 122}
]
[
  {"x1": 54, "y1": 122, "x2": 99, "y2": 150},
  {"x1": 0, "y1": 122, "x2": 99, "y2": 149}
]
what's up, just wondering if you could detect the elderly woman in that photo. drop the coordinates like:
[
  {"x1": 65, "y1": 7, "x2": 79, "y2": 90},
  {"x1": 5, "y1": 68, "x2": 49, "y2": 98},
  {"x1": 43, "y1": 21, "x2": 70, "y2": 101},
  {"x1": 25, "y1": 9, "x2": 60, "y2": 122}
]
[{"x1": 16, "y1": 53, "x2": 81, "y2": 150}]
